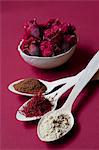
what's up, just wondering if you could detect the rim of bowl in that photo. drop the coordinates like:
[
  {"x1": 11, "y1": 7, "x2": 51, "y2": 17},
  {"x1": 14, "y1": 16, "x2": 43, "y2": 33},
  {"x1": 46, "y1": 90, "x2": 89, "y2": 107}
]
[{"x1": 18, "y1": 39, "x2": 78, "y2": 59}]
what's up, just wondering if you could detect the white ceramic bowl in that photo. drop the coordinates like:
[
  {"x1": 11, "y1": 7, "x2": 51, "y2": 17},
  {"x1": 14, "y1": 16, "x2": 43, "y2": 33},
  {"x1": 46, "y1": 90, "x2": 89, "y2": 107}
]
[{"x1": 18, "y1": 40, "x2": 77, "y2": 69}]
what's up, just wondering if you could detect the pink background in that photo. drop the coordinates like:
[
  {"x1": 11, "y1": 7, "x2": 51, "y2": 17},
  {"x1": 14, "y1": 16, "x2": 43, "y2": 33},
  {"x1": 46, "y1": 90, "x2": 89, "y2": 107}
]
[{"x1": 1, "y1": 1, "x2": 99, "y2": 150}]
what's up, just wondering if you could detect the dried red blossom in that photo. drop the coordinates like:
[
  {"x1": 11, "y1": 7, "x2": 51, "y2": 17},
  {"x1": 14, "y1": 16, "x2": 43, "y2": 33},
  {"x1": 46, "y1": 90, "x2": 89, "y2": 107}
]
[
  {"x1": 44, "y1": 24, "x2": 61, "y2": 40},
  {"x1": 54, "y1": 45, "x2": 62, "y2": 55},
  {"x1": 21, "y1": 36, "x2": 38, "y2": 50},
  {"x1": 28, "y1": 44, "x2": 40, "y2": 56},
  {"x1": 44, "y1": 28, "x2": 52, "y2": 39},
  {"x1": 64, "y1": 34, "x2": 77, "y2": 48},
  {"x1": 40, "y1": 41, "x2": 54, "y2": 57},
  {"x1": 51, "y1": 32, "x2": 63, "y2": 46},
  {"x1": 24, "y1": 18, "x2": 40, "y2": 38},
  {"x1": 66, "y1": 23, "x2": 76, "y2": 34}
]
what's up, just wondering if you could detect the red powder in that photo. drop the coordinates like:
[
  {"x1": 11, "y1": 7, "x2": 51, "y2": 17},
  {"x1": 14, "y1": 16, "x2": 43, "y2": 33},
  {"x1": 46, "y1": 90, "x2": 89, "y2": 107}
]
[{"x1": 19, "y1": 93, "x2": 53, "y2": 117}]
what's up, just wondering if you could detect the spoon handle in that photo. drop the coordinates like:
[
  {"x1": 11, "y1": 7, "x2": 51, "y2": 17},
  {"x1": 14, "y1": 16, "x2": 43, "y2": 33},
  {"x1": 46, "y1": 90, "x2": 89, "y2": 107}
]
[
  {"x1": 51, "y1": 69, "x2": 84, "y2": 86},
  {"x1": 62, "y1": 51, "x2": 99, "y2": 111},
  {"x1": 44, "y1": 69, "x2": 85, "y2": 94},
  {"x1": 47, "y1": 69, "x2": 85, "y2": 100}
]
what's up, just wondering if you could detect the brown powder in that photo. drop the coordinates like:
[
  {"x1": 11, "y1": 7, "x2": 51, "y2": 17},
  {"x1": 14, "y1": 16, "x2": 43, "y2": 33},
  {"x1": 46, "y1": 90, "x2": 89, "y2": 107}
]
[{"x1": 13, "y1": 78, "x2": 47, "y2": 94}]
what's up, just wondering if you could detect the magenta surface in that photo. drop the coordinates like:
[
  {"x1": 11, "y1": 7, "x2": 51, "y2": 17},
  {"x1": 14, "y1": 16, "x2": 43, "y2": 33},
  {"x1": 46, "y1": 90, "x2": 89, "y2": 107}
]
[{"x1": 1, "y1": 1, "x2": 99, "y2": 150}]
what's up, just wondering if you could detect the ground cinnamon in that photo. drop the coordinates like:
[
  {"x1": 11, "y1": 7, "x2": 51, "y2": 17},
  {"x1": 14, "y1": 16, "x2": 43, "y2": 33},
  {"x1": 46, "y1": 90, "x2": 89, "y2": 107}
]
[{"x1": 13, "y1": 78, "x2": 47, "y2": 94}]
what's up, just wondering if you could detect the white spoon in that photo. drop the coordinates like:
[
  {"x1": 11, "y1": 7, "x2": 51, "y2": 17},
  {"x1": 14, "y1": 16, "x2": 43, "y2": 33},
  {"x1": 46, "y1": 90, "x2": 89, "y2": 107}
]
[
  {"x1": 8, "y1": 69, "x2": 85, "y2": 96},
  {"x1": 8, "y1": 64, "x2": 99, "y2": 96},
  {"x1": 37, "y1": 51, "x2": 99, "y2": 142}
]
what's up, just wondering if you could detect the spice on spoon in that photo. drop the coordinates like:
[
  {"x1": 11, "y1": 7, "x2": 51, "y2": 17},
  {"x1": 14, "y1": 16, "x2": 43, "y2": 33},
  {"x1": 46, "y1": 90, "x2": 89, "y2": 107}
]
[
  {"x1": 19, "y1": 93, "x2": 53, "y2": 117},
  {"x1": 39, "y1": 112, "x2": 71, "y2": 141},
  {"x1": 13, "y1": 78, "x2": 47, "y2": 94}
]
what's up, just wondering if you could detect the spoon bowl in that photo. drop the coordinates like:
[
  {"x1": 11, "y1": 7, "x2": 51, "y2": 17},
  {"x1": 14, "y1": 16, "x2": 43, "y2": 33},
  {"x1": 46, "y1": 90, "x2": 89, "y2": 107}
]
[
  {"x1": 8, "y1": 79, "x2": 35, "y2": 97},
  {"x1": 16, "y1": 98, "x2": 42, "y2": 121},
  {"x1": 16, "y1": 94, "x2": 57, "y2": 121},
  {"x1": 37, "y1": 109, "x2": 74, "y2": 142}
]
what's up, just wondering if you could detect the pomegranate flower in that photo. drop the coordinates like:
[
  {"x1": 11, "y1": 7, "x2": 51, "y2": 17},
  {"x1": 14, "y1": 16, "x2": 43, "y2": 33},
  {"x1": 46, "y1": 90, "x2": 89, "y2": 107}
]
[
  {"x1": 29, "y1": 44, "x2": 40, "y2": 56},
  {"x1": 24, "y1": 18, "x2": 40, "y2": 38},
  {"x1": 40, "y1": 41, "x2": 54, "y2": 57}
]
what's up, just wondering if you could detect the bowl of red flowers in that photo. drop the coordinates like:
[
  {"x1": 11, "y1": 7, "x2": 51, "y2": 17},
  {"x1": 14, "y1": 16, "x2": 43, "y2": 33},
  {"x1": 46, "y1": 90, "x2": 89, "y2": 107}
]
[{"x1": 18, "y1": 18, "x2": 78, "y2": 69}]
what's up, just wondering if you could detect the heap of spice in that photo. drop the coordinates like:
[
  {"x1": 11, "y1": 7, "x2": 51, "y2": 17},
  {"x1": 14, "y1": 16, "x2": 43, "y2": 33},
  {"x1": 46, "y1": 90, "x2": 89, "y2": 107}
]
[
  {"x1": 19, "y1": 93, "x2": 53, "y2": 117},
  {"x1": 13, "y1": 78, "x2": 47, "y2": 94},
  {"x1": 39, "y1": 112, "x2": 71, "y2": 141}
]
